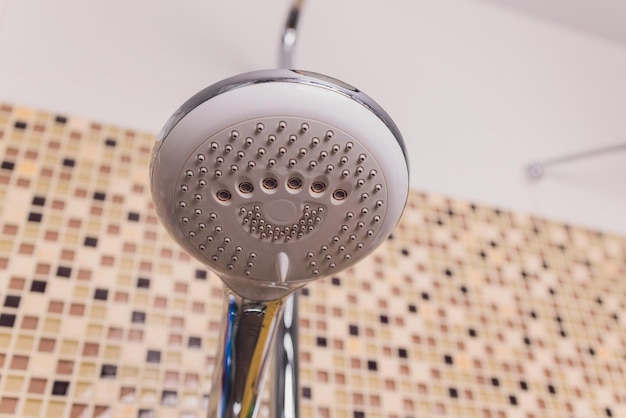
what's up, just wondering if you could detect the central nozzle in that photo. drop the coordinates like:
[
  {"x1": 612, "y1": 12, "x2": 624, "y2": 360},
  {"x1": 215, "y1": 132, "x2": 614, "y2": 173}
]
[{"x1": 266, "y1": 199, "x2": 298, "y2": 224}]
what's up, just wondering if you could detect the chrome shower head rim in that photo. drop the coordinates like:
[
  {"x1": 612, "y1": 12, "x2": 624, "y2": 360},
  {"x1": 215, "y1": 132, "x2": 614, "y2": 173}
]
[{"x1": 151, "y1": 69, "x2": 409, "y2": 301}]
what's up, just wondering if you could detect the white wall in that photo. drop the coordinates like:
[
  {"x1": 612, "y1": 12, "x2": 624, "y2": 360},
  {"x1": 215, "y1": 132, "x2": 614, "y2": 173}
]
[{"x1": 0, "y1": 0, "x2": 625, "y2": 235}]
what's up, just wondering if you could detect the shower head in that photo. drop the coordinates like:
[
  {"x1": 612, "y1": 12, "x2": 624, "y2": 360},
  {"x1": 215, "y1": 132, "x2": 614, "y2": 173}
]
[{"x1": 151, "y1": 69, "x2": 409, "y2": 301}]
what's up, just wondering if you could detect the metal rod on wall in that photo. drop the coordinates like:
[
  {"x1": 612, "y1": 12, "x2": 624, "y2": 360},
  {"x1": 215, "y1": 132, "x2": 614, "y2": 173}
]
[{"x1": 527, "y1": 142, "x2": 626, "y2": 179}]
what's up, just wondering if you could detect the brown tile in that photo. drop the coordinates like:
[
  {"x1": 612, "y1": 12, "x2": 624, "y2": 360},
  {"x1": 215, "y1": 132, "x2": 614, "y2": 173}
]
[
  {"x1": 70, "y1": 404, "x2": 87, "y2": 418},
  {"x1": 48, "y1": 300, "x2": 64, "y2": 314},
  {"x1": 56, "y1": 360, "x2": 74, "y2": 374},
  {"x1": 0, "y1": 397, "x2": 18, "y2": 414},
  {"x1": 9, "y1": 277, "x2": 25, "y2": 290},
  {"x1": 10, "y1": 355, "x2": 29, "y2": 370},
  {"x1": 38, "y1": 338, "x2": 56, "y2": 353},
  {"x1": 27, "y1": 378, "x2": 47, "y2": 394},
  {"x1": 21, "y1": 316, "x2": 38, "y2": 330},
  {"x1": 82, "y1": 343, "x2": 99, "y2": 357}
]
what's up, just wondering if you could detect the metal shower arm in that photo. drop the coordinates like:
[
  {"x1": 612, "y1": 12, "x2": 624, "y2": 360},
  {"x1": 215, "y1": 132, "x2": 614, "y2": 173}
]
[{"x1": 279, "y1": 0, "x2": 305, "y2": 68}]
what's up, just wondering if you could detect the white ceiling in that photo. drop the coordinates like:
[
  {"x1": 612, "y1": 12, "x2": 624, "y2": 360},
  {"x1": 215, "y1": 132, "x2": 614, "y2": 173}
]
[
  {"x1": 481, "y1": 0, "x2": 626, "y2": 45},
  {"x1": 0, "y1": 0, "x2": 625, "y2": 236}
]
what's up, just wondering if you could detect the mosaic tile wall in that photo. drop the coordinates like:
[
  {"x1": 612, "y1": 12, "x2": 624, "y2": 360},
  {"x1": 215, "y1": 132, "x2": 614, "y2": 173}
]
[{"x1": 0, "y1": 102, "x2": 625, "y2": 418}]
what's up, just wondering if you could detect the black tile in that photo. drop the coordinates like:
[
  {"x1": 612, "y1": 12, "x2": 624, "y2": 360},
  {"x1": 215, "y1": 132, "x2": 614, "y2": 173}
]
[
  {"x1": 188, "y1": 336, "x2": 202, "y2": 349},
  {"x1": 491, "y1": 377, "x2": 500, "y2": 387},
  {"x1": 84, "y1": 236, "x2": 98, "y2": 247},
  {"x1": 468, "y1": 328, "x2": 477, "y2": 337},
  {"x1": 127, "y1": 212, "x2": 140, "y2": 222},
  {"x1": 548, "y1": 384, "x2": 556, "y2": 394},
  {"x1": 105, "y1": 138, "x2": 117, "y2": 147},
  {"x1": 606, "y1": 408, "x2": 613, "y2": 417},
  {"x1": 137, "y1": 278, "x2": 150, "y2": 289},
  {"x1": 100, "y1": 364, "x2": 117, "y2": 378},
  {"x1": 138, "y1": 409, "x2": 155, "y2": 418},
  {"x1": 4, "y1": 295, "x2": 20, "y2": 308},
  {"x1": 32, "y1": 196, "x2": 46, "y2": 206},
  {"x1": 444, "y1": 354, "x2": 453, "y2": 365},
  {"x1": 30, "y1": 280, "x2": 47, "y2": 293},
  {"x1": 366, "y1": 360, "x2": 377, "y2": 371},
  {"x1": 444, "y1": 268, "x2": 453, "y2": 277},
  {"x1": 449, "y1": 387, "x2": 458, "y2": 398},
  {"x1": 398, "y1": 348, "x2": 408, "y2": 359},
  {"x1": 408, "y1": 304, "x2": 417, "y2": 313},
  {"x1": 421, "y1": 292, "x2": 429, "y2": 300},
  {"x1": 28, "y1": 212, "x2": 42, "y2": 223},
  {"x1": 94, "y1": 289, "x2": 108, "y2": 301},
  {"x1": 55, "y1": 115, "x2": 68, "y2": 124},
  {"x1": 349, "y1": 325, "x2": 359, "y2": 336},
  {"x1": 1, "y1": 161, "x2": 15, "y2": 170},
  {"x1": 331, "y1": 277, "x2": 341, "y2": 286},
  {"x1": 56, "y1": 266, "x2": 72, "y2": 278},
  {"x1": 0, "y1": 313, "x2": 16, "y2": 327},
  {"x1": 161, "y1": 390, "x2": 177, "y2": 406},
  {"x1": 93, "y1": 191, "x2": 106, "y2": 201},
  {"x1": 195, "y1": 269, "x2": 207, "y2": 280},
  {"x1": 509, "y1": 395, "x2": 517, "y2": 406},
  {"x1": 302, "y1": 387, "x2": 311, "y2": 399},
  {"x1": 51, "y1": 381, "x2": 69, "y2": 395},
  {"x1": 316, "y1": 337, "x2": 327, "y2": 347},
  {"x1": 379, "y1": 315, "x2": 389, "y2": 324},
  {"x1": 300, "y1": 288, "x2": 309, "y2": 297},
  {"x1": 62, "y1": 158, "x2": 75, "y2": 168},
  {"x1": 354, "y1": 412, "x2": 365, "y2": 418},
  {"x1": 519, "y1": 381, "x2": 528, "y2": 391},
  {"x1": 401, "y1": 248, "x2": 409, "y2": 256},
  {"x1": 131, "y1": 311, "x2": 146, "y2": 323},
  {"x1": 146, "y1": 350, "x2": 161, "y2": 363},
  {"x1": 14, "y1": 121, "x2": 27, "y2": 130}
]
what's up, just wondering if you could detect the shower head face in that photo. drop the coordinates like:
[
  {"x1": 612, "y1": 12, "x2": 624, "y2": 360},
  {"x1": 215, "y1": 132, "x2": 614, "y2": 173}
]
[{"x1": 151, "y1": 69, "x2": 409, "y2": 300}]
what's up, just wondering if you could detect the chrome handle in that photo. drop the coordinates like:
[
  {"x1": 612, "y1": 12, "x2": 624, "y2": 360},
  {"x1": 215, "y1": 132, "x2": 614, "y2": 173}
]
[{"x1": 207, "y1": 289, "x2": 285, "y2": 418}]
